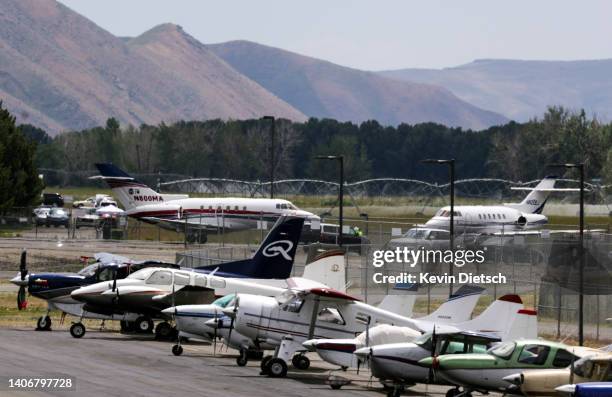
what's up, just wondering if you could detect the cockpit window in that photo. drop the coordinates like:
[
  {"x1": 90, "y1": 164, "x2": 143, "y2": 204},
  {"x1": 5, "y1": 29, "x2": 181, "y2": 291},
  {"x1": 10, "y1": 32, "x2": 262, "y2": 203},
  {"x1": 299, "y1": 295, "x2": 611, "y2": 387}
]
[
  {"x1": 489, "y1": 341, "x2": 516, "y2": 359},
  {"x1": 78, "y1": 263, "x2": 99, "y2": 277},
  {"x1": 97, "y1": 267, "x2": 115, "y2": 281},
  {"x1": 414, "y1": 333, "x2": 433, "y2": 351},
  {"x1": 517, "y1": 344, "x2": 550, "y2": 365},
  {"x1": 213, "y1": 294, "x2": 236, "y2": 308},
  {"x1": 146, "y1": 270, "x2": 172, "y2": 285},
  {"x1": 127, "y1": 268, "x2": 156, "y2": 280},
  {"x1": 317, "y1": 306, "x2": 345, "y2": 325},
  {"x1": 174, "y1": 272, "x2": 190, "y2": 286}
]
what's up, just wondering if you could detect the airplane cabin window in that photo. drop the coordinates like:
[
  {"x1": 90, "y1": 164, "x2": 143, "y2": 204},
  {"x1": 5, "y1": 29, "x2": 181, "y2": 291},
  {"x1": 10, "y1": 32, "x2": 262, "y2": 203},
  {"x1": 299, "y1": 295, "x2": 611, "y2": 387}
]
[
  {"x1": 97, "y1": 268, "x2": 114, "y2": 281},
  {"x1": 174, "y1": 272, "x2": 190, "y2": 286},
  {"x1": 276, "y1": 204, "x2": 281, "y2": 209},
  {"x1": 243, "y1": 206, "x2": 247, "y2": 211},
  {"x1": 478, "y1": 214, "x2": 482, "y2": 219},
  {"x1": 317, "y1": 306, "x2": 346, "y2": 325},
  {"x1": 552, "y1": 349, "x2": 578, "y2": 368},
  {"x1": 283, "y1": 298, "x2": 304, "y2": 313},
  {"x1": 226, "y1": 206, "x2": 230, "y2": 211},
  {"x1": 517, "y1": 344, "x2": 550, "y2": 365},
  {"x1": 146, "y1": 270, "x2": 172, "y2": 285}
]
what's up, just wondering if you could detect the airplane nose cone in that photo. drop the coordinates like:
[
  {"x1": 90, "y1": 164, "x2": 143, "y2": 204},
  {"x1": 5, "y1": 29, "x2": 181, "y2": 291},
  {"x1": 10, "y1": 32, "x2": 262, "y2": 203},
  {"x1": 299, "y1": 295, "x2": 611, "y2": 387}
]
[
  {"x1": 10, "y1": 273, "x2": 28, "y2": 286},
  {"x1": 353, "y1": 347, "x2": 371, "y2": 358},
  {"x1": 302, "y1": 339, "x2": 317, "y2": 350},
  {"x1": 161, "y1": 307, "x2": 175, "y2": 315},
  {"x1": 502, "y1": 373, "x2": 523, "y2": 386}
]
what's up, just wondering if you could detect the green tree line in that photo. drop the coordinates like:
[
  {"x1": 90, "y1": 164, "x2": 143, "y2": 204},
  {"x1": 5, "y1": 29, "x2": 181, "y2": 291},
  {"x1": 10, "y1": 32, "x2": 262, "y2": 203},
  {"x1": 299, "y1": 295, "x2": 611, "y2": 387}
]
[{"x1": 29, "y1": 107, "x2": 612, "y2": 187}]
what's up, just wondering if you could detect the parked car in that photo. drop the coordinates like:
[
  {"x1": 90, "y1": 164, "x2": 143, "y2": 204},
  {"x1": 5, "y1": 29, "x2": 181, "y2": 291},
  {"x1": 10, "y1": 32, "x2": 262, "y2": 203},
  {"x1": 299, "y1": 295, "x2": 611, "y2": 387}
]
[
  {"x1": 33, "y1": 206, "x2": 51, "y2": 226},
  {"x1": 42, "y1": 192, "x2": 64, "y2": 207},
  {"x1": 46, "y1": 208, "x2": 70, "y2": 228},
  {"x1": 75, "y1": 207, "x2": 100, "y2": 228}
]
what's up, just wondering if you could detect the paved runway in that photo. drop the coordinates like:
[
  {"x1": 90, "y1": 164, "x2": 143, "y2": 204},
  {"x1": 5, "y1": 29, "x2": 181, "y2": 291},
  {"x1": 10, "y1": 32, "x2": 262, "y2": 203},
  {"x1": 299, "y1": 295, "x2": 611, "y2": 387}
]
[{"x1": 0, "y1": 328, "x2": 496, "y2": 397}]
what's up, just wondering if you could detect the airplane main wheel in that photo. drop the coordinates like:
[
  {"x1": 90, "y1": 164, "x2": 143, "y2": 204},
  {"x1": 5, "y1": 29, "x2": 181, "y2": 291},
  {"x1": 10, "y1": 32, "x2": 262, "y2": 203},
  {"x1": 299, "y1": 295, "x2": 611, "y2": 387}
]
[
  {"x1": 36, "y1": 315, "x2": 52, "y2": 331},
  {"x1": 260, "y1": 355, "x2": 273, "y2": 373},
  {"x1": 445, "y1": 389, "x2": 460, "y2": 397},
  {"x1": 267, "y1": 358, "x2": 288, "y2": 378},
  {"x1": 135, "y1": 316, "x2": 153, "y2": 333},
  {"x1": 292, "y1": 354, "x2": 310, "y2": 370},
  {"x1": 155, "y1": 322, "x2": 173, "y2": 340},
  {"x1": 172, "y1": 345, "x2": 183, "y2": 356},
  {"x1": 70, "y1": 323, "x2": 86, "y2": 338},
  {"x1": 236, "y1": 349, "x2": 248, "y2": 366}
]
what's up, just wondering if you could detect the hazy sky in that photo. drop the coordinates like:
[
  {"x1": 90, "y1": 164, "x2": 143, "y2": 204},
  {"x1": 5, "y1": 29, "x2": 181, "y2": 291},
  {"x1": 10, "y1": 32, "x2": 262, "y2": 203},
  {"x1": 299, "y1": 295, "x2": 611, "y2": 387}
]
[{"x1": 59, "y1": 0, "x2": 612, "y2": 71}]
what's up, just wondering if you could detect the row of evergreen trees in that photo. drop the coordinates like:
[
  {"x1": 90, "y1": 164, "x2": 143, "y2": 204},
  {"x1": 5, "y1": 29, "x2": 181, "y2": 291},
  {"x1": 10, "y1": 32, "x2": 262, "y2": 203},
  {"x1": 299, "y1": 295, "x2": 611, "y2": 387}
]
[{"x1": 4, "y1": 103, "x2": 612, "y2": 208}]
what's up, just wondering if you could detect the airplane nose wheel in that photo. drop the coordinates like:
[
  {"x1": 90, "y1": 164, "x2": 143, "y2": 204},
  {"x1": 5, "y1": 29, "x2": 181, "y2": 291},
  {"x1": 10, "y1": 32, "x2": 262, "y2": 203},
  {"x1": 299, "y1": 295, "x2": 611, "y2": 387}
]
[
  {"x1": 291, "y1": 354, "x2": 310, "y2": 370},
  {"x1": 70, "y1": 322, "x2": 86, "y2": 338},
  {"x1": 266, "y1": 358, "x2": 288, "y2": 378},
  {"x1": 236, "y1": 349, "x2": 248, "y2": 366},
  {"x1": 172, "y1": 344, "x2": 183, "y2": 356},
  {"x1": 36, "y1": 315, "x2": 52, "y2": 331},
  {"x1": 155, "y1": 321, "x2": 174, "y2": 340}
]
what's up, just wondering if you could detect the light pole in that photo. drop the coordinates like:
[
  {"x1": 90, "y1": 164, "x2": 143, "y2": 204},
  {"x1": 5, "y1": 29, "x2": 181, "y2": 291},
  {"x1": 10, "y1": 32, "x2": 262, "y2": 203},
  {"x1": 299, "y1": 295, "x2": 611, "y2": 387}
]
[
  {"x1": 263, "y1": 116, "x2": 275, "y2": 198},
  {"x1": 316, "y1": 155, "x2": 344, "y2": 247},
  {"x1": 422, "y1": 158, "x2": 455, "y2": 296},
  {"x1": 549, "y1": 162, "x2": 585, "y2": 345}
]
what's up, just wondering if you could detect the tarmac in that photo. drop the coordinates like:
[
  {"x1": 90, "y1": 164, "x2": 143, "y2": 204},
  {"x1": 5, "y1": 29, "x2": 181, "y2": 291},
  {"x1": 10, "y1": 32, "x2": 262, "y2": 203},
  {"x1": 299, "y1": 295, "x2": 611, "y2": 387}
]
[{"x1": 0, "y1": 328, "x2": 502, "y2": 397}]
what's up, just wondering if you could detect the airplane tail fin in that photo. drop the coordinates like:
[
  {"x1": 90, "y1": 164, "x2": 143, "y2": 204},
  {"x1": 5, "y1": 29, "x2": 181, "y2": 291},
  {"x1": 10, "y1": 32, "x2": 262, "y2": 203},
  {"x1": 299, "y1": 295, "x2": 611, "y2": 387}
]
[
  {"x1": 377, "y1": 283, "x2": 419, "y2": 317},
  {"x1": 454, "y1": 294, "x2": 524, "y2": 340},
  {"x1": 419, "y1": 285, "x2": 485, "y2": 323},
  {"x1": 504, "y1": 308, "x2": 538, "y2": 341},
  {"x1": 302, "y1": 250, "x2": 346, "y2": 292},
  {"x1": 196, "y1": 216, "x2": 304, "y2": 279},
  {"x1": 507, "y1": 176, "x2": 556, "y2": 214},
  {"x1": 94, "y1": 163, "x2": 163, "y2": 210}
]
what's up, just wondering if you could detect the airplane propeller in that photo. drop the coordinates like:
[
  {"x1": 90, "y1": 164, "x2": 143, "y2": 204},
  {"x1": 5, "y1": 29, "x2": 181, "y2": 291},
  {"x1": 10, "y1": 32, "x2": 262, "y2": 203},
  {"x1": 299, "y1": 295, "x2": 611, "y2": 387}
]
[
  {"x1": 111, "y1": 268, "x2": 119, "y2": 304},
  {"x1": 224, "y1": 294, "x2": 239, "y2": 351},
  {"x1": 428, "y1": 325, "x2": 438, "y2": 384},
  {"x1": 17, "y1": 250, "x2": 28, "y2": 310},
  {"x1": 357, "y1": 315, "x2": 371, "y2": 375}
]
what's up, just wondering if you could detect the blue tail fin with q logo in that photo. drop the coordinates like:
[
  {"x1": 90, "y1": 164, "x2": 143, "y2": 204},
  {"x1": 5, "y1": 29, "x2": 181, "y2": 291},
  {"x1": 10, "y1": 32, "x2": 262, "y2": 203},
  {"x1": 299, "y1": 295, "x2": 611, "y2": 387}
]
[{"x1": 194, "y1": 216, "x2": 304, "y2": 279}]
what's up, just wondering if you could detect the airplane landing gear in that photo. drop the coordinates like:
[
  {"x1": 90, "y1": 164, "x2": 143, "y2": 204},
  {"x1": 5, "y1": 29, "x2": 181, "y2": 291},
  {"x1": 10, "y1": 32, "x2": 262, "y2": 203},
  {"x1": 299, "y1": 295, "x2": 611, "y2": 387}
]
[
  {"x1": 236, "y1": 349, "x2": 248, "y2": 366},
  {"x1": 135, "y1": 316, "x2": 153, "y2": 334},
  {"x1": 36, "y1": 315, "x2": 52, "y2": 331},
  {"x1": 260, "y1": 355, "x2": 274, "y2": 374},
  {"x1": 291, "y1": 354, "x2": 310, "y2": 370},
  {"x1": 266, "y1": 358, "x2": 288, "y2": 378},
  {"x1": 70, "y1": 322, "x2": 86, "y2": 338},
  {"x1": 154, "y1": 321, "x2": 174, "y2": 340},
  {"x1": 120, "y1": 320, "x2": 136, "y2": 333},
  {"x1": 172, "y1": 344, "x2": 183, "y2": 356},
  {"x1": 445, "y1": 388, "x2": 471, "y2": 397}
]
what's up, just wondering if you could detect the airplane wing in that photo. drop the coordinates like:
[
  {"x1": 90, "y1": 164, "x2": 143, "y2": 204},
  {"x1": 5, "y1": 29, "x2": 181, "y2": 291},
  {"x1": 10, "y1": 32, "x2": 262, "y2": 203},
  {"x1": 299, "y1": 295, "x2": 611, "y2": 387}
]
[
  {"x1": 284, "y1": 279, "x2": 361, "y2": 303},
  {"x1": 94, "y1": 252, "x2": 133, "y2": 265}
]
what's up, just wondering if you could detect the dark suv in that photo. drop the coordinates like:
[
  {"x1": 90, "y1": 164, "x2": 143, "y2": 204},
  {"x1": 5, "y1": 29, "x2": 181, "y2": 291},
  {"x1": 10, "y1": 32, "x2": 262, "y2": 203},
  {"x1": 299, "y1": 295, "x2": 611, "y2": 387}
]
[{"x1": 42, "y1": 193, "x2": 64, "y2": 207}]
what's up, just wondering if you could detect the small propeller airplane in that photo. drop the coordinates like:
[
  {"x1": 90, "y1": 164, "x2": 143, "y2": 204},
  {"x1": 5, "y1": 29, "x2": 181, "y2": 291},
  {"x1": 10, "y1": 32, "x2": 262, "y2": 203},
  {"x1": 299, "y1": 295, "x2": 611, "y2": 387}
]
[
  {"x1": 418, "y1": 339, "x2": 599, "y2": 397},
  {"x1": 504, "y1": 351, "x2": 612, "y2": 396},
  {"x1": 9, "y1": 251, "x2": 176, "y2": 331},
  {"x1": 162, "y1": 250, "x2": 349, "y2": 361},
  {"x1": 303, "y1": 285, "x2": 486, "y2": 370}
]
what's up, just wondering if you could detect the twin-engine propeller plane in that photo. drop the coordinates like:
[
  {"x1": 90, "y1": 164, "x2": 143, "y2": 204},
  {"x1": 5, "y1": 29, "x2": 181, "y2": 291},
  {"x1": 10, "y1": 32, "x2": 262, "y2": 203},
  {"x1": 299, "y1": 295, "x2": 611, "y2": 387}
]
[
  {"x1": 9, "y1": 251, "x2": 177, "y2": 331},
  {"x1": 93, "y1": 163, "x2": 319, "y2": 242},
  {"x1": 223, "y1": 283, "x2": 532, "y2": 378}
]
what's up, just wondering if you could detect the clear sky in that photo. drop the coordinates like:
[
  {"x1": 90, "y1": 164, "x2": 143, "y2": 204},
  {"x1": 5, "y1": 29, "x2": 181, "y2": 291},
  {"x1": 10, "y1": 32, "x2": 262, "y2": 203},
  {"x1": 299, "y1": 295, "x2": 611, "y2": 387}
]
[{"x1": 59, "y1": 0, "x2": 612, "y2": 71}]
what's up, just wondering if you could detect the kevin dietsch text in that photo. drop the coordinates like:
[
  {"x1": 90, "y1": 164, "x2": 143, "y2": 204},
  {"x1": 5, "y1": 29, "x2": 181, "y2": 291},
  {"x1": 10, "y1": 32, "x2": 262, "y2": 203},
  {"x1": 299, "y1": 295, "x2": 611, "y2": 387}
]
[{"x1": 373, "y1": 272, "x2": 507, "y2": 285}]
